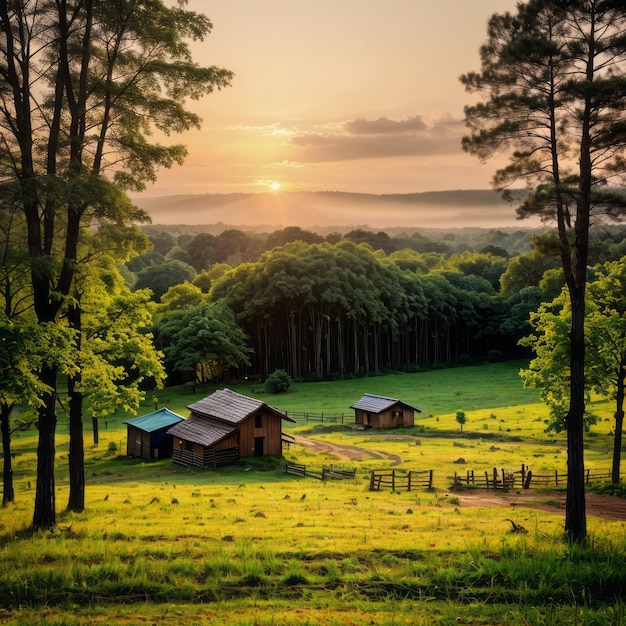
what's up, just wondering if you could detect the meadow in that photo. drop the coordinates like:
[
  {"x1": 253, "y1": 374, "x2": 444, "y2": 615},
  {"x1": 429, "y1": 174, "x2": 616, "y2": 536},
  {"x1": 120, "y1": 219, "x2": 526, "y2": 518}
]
[{"x1": 1, "y1": 361, "x2": 626, "y2": 625}]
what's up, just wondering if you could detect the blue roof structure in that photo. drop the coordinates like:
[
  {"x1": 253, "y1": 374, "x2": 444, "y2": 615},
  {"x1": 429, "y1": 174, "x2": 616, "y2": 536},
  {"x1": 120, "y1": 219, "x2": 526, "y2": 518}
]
[{"x1": 124, "y1": 408, "x2": 185, "y2": 433}]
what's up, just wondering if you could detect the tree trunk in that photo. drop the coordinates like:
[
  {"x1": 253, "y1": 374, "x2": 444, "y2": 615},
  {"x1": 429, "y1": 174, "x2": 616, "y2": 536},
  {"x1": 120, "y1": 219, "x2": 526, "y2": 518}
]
[
  {"x1": 32, "y1": 365, "x2": 58, "y2": 531},
  {"x1": 67, "y1": 302, "x2": 85, "y2": 513},
  {"x1": 565, "y1": 282, "x2": 587, "y2": 542},
  {"x1": 612, "y1": 356, "x2": 625, "y2": 484},
  {"x1": 1, "y1": 404, "x2": 15, "y2": 506},
  {"x1": 67, "y1": 377, "x2": 85, "y2": 512}
]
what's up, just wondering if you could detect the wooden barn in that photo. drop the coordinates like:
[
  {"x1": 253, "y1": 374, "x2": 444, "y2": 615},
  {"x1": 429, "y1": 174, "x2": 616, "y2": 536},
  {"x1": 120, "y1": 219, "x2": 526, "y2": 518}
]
[
  {"x1": 125, "y1": 408, "x2": 185, "y2": 460},
  {"x1": 350, "y1": 393, "x2": 420, "y2": 429},
  {"x1": 167, "y1": 388, "x2": 295, "y2": 467}
]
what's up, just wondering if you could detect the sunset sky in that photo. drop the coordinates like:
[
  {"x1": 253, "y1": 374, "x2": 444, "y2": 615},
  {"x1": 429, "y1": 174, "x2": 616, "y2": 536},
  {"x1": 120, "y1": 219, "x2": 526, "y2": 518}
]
[{"x1": 139, "y1": 1, "x2": 520, "y2": 199}]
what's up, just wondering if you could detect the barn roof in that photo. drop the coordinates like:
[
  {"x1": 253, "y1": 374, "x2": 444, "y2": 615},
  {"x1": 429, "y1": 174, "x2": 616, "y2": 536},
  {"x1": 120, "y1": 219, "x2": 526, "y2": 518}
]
[
  {"x1": 124, "y1": 408, "x2": 185, "y2": 433},
  {"x1": 350, "y1": 393, "x2": 421, "y2": 414},
  {"x1": 187, "y1": 388, "x2": 295, "y2": 424},
  {"x1": 167, "y1": 415, "x2": 236, "y2": 448}
]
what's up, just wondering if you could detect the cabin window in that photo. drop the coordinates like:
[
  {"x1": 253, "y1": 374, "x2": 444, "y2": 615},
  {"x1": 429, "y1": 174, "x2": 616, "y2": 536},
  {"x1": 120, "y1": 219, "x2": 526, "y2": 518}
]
[
  {"x1": 255, "y1": 414, "x2": 263, "y2": 428},
  {"x1": 392, "y1": 410, "x2": 404, "y2": 418},
  {"x1": 185, "y1": 440, "x2": 193, "y2": 452}
]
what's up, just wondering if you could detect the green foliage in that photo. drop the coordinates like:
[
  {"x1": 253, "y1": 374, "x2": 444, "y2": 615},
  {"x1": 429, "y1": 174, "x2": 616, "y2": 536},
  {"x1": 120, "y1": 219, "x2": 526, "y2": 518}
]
[
  {"x1": 264, "y1": 369, "x2": 292, "y2": 394},
  {"x1": 455, "y1": 409, "x2": 467, "y2": 432},
  {"x1": 156, "y1": 301, "x2": 250, "y2": 383}
]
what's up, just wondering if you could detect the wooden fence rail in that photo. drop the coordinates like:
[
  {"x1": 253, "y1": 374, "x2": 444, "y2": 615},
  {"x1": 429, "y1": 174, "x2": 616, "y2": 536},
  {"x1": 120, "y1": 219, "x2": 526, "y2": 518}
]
[
  {"x1": 369, "y1": 468, "x2": 434, "y2": 492},
  {"x1": 454, "y1": 464, "x2": 619, "y2": 490},
  {"x1": 284, "y1": 462, "x2": 356, "y2": 481},
  {"x1": 282, "y1": 411, "x2": 347, "y2": 424}
]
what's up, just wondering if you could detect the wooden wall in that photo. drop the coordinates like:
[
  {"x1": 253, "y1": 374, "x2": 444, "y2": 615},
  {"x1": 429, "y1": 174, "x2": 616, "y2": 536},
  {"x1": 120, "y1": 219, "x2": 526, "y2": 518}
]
[
  {"x1": 354, "y1": 407, "x2": 414, "y2": 429},
  {"x1": 238, "y1": 410, "x2": 284, "y2": 458}
]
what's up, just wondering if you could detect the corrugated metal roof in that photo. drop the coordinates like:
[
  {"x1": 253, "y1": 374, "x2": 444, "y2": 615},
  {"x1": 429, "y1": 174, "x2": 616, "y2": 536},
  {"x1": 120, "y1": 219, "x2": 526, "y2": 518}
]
[
  {"x1": 124, "y1": 408, "x2": 185, "y2": 433},
  {"x1": 167, "y1": 415, "x2": 236, "y2": 448},
  {"x1": 187, "y1": 388, "x2": 294, "y2": 424},
  {"x1": 350, "y1": 393, "x2": 421, "y2": 414}
]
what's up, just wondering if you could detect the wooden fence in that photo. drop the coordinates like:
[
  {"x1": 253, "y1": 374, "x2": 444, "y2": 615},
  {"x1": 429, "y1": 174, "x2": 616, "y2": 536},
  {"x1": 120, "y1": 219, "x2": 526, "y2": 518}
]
[
  {"x1": 369, "y1": 468, "x2": 434, "y2": 492},
  {"x1": 453, "y1": 467, "x2": 517, "y2": 490},
  {"x1": 284, "y1": 462, "x2": 356, "y2": 481},
  {"x1": 282, "y1": 411, "x2": 348, "y2": 424},
  {"x1": 453, "y1": 464, "x2": 618, "y2": 490}
]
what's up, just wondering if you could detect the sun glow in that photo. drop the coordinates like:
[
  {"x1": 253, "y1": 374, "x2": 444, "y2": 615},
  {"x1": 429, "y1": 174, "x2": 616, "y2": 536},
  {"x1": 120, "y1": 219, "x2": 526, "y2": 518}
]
[{"x1": 270, "y1": 182, "x2": 281, "y2": 191}]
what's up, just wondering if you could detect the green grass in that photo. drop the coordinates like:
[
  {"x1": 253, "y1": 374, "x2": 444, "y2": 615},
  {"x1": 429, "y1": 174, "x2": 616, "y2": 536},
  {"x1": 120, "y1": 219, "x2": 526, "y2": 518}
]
[{"x1": 1, "y1": 361, "x2": 625, "y2": 625}]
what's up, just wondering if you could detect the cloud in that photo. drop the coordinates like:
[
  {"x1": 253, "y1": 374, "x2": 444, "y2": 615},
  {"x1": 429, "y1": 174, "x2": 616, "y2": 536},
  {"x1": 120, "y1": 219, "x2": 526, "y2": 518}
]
[
  {"x1": 285, "y1": 114, "x2": 466, "y2": 163},
  {"x1": 343, "y1": 116, "x2": 428, "y2": 134}
]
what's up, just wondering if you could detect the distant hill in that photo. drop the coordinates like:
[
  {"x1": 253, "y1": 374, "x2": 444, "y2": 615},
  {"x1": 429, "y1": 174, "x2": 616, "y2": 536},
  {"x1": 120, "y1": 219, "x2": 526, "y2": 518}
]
[{"x1": 131, "y1": 189, "x2": 539, "y2": 231}]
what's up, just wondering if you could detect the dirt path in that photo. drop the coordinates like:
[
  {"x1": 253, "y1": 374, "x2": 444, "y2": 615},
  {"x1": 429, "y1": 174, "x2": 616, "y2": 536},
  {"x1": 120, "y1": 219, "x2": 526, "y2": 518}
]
[
  {"x1": 295, "y1": 437, "x2": 402, "y2": 466},
  {"x1": 455, "y1": 490, "x2": 626, "y2": 522},
  {"x1": 294, "y1": 437, "x2": 626, "y2": 522}
]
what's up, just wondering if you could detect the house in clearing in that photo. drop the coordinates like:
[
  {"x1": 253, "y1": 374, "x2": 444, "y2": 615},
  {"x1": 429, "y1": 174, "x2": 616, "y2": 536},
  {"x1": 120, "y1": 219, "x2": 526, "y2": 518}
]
[
  {"x1": 350, "y1": 393, "x2": 420, "y2": 429},
  {"x1": 167, "y1": 388, "x2": 296, "y2": 467},
  {"x1": 125, "y1": 408, "x2": 185, "y2": 460}
]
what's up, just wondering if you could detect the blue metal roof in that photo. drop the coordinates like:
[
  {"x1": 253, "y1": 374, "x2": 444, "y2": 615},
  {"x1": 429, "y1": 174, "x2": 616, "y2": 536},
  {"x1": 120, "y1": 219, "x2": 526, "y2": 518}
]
[{"x1": 124, "y1": 408, "x2": 185, "y2": 433}]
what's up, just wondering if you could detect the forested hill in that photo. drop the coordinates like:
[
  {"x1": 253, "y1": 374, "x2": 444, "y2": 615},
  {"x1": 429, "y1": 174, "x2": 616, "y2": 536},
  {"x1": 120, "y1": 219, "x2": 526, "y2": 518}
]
[{"x1": 132, "y1": 189, "x2": 536, "y2": 231}]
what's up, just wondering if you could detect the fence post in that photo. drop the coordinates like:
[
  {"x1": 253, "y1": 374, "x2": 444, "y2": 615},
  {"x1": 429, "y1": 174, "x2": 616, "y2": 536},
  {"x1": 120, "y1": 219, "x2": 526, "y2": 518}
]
[
  {"x1": 369, "y1": 471, "x2": 374, "y2": 490},
  {"x1": 428, "y1": 469, "x2": 433, "y2": 489},
  {"x1": 392, "y1": 469, "x2": 395, "y2": 491},
  {"x1": 485, "y1": 471, "x2": 490, "y2": 489},
  {"x1": 407, "y1": 471, "x2": 412, "y2": 492},
  {"x1": 555, "y1": 470, "x2": 559, "y2": 487}
]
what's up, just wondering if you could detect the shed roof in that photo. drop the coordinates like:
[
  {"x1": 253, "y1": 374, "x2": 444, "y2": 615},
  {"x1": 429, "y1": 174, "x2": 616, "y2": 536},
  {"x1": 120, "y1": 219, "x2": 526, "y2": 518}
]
[
  {"x1": 124, "y1": 408, "x2": 185, "y2": 433},
  {"x1": 167, "y1": 415, "x2": 236, "y2": 448},
  {"x1": 188, "y1": 388, "x2": 294, "y2": 424},
  {"x1": 350, "y1": 393, "x2": 421, "y2": 414}
]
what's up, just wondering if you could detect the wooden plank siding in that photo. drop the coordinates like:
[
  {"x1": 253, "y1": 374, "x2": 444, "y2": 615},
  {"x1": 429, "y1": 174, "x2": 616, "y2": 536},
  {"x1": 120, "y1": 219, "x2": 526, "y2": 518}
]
[
  {"x1": 238, "y1": 410, "x2": 284, "y2": 458},
  {"x1": 126, "y1": 426, "x2": 153, "y2": 460},
  {"x1": 354, "y1": 407, "x2": 414, "y2": 429}
]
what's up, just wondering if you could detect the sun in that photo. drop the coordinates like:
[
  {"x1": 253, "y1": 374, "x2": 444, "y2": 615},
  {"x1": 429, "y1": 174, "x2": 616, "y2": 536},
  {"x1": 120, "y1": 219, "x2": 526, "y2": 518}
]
[{"x1": 270, "y1": 182, "x2": 281, "y2": 191}]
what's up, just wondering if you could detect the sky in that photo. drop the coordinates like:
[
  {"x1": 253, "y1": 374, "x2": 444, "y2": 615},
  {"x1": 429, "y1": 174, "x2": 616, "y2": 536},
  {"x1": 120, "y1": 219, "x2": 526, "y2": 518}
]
[{"x1": 137, "y1": 1, "x2": 520, "y2": 199}]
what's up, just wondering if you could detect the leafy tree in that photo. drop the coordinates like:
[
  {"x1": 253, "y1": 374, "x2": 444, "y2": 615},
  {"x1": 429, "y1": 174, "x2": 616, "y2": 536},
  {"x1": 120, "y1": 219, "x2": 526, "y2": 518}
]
[
  {"x1": 159, "y1": 282, "x2": 205, "y2": 312},
  {"x1": 499, "y1": 250, "x2": 560, "y2": 298},
  {"x1": 264, "y1": 226, "x2": 323, "y2": 250},
  {"x1": 156, "y1": 301, "x2": 250, "y2": 388},
  {"x1": 0, "y1": 317, "x2": 74, "y2": 506},
  {"x1": 184, "y1": 233, "x2": 217, "y2": 272},
  {"x1": 455, "y1": 410, "x2": 467, "y2": 432},
  {"x1": 520, "y1": 293, "x2": 598, "y2": 432},
  {"x1": 462, "y1": 0, "x2": 626, "y2": 542},
  {"x1": 0, "y1": 0, "x2": 232, "y2": 530},
  {"x1": 587, "y1": 260, "x2": 626, "y2": 483},
  {"x1": 192, "y1": 263, "x2": 232, "y2": 293},
  {"x1": 134, "y1": 260, "x2": 196, "y2": 301}
]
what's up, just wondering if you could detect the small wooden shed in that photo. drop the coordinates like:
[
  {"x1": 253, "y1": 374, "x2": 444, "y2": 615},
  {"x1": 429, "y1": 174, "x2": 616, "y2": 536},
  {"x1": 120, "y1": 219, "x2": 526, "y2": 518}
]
[
  {"x1": 167, "y1": 388, "x2": 295, "y2": 467},
  {"x1": 350, "y1": 393, "x2": 420, "y2": 429},
  {"x1": 125, "y1": 408, "x2": 185, "y2": 460}
]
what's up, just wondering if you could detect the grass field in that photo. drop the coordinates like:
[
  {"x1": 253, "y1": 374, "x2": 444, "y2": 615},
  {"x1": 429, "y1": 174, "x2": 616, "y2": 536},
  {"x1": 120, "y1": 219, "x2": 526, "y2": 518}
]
[{"x1": 1, "y1": 361, "x2": 625, "y2": 625}]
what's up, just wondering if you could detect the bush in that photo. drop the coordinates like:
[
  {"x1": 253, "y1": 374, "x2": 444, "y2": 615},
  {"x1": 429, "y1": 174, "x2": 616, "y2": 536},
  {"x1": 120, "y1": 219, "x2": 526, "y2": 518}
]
[
  {"x1": 486, "y1": 349, "x2": 504, "y2": 362},
  {"x1": 264, "y1": 369, "x2": 292, "y2": 393}
]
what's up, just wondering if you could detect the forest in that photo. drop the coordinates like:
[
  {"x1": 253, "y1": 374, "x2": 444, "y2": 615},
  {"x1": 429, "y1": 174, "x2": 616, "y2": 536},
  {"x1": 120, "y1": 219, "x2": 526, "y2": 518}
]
[{"x1": 128, "y1": 223, "x2": 626, "y2": 383}]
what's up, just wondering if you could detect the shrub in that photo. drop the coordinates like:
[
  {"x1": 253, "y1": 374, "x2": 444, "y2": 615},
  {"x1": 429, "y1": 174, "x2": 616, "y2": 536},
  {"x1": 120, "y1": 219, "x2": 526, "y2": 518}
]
[{"x1": 264, "y1": 369, "x2": 292, "y2": 393}]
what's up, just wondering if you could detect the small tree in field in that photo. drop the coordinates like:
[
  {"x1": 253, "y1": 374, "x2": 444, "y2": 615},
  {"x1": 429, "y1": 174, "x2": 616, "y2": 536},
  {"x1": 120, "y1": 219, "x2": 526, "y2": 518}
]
[{"x1": 456, "y1": 410, "x2": 467, "y2": 432}]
